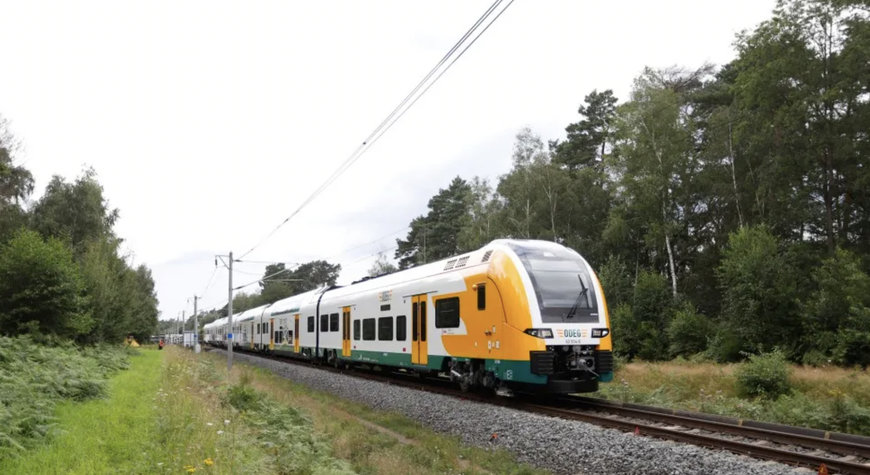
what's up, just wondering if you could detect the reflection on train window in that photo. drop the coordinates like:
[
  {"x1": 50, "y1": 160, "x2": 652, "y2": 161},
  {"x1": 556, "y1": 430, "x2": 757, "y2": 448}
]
[
  {"x1": 320, "y1": 314, "x2": 328, "y2": 332},
  {"x1": 396, "y1": 315, "x2": 407, "y2": 341},
  {"x1": 362, "y1": 318, "x2": 376, "y2": 340},
  {"x1": 353, "y1": 320, "x2": 360, "y2": 340},
  {"x1": 307, "y1": 316, "x2": 314, "y2": 332},
  {"x1": 378, "y1": 317, "x2": 393, "y2": 341},
  {"x1": 330, "y1": 313, "x2": 339, "y2": 332},
  {"x1": 435, "y1": 297, "x2": 460, "y2": 328}
]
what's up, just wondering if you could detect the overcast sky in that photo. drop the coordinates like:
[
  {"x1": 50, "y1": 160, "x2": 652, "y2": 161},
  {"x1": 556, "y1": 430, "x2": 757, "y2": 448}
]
[{"x1": 0, "y1": 0, "x2": 775, "y2": 322}]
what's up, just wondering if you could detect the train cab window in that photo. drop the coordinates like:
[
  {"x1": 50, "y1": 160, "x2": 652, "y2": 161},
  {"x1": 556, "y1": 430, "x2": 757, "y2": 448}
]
[
  {"x1": 330, "y1": 313, "x2": 339, "y2": 332},
  {"x1": 435, "y1": 297, "x2": 460, "y2": 328},
  {"x1": 378, "y1": 317, "x2": 393, "y2": 341},
  {"x1": 353, "y1": 320, "x2": 360, "y2": 340},
  {"x1": 477, "y1": 284, "x2": 486, "y2": 310},
  {"x1": 362, "y1": 318, "x2": 375, "y2": 340},
  {"x1": 307, "y1": 316, "x2": 314, "y2": 332},
  {"x1": 396, "y1": 315, "x2": 407, "y2": 341},
  {"x1": 320, "y1": 314, "x2": 328, "y2": 332}
]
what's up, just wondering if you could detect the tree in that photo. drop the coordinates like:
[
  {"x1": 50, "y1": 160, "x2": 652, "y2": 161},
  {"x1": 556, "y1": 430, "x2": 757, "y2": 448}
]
[
  {"x1": 729, "y1": 0, "x2": 870, "y2": 252},
  {"x1": 30, "y1": 169, "x2": 119, "y2": 255},
  {"x1": 553, "y1": 89, "x2": 618, "y2": 170},
  {"x1": 367, "y1": 252, "x2": 397, "y2": 277},
  {"x1": 258, "y1": 263, "x2": 294, "y2": 304},
  {"x1": 0, "y1": 116, "x2": 33, "y2": 209},
  {"x1": 610, "y1": 66, "x2": 714, "y2": 297},
  {"x1": 0, "y1": 117, "x2": 33, "y2": 244},
  {"x1": 800, "y1": 248, "x2": 870, "y2": 364},
  {"x1": 285, "y1": 260, "x2": 341, "y2": 293},
  {"x1": 0, "y1": 230, "x2": 91, "y2": 338},
  {"x1": 717, "y1": 226, "x2": 800, "y2": 356},
  {"x1": 395, "y1": 177, "x2": 473, "y2": 269}
]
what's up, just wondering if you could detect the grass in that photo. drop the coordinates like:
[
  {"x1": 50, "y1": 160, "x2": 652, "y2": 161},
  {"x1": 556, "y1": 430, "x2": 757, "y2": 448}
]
[
  {"x1": 204, "y1": 353, "x2": 546, "y2": 475},
  {"x1": 0, "y1": 346, "x2": 159, "y2": 473},
  {"x1": 4, "y1": 345, "x2": 545, "y2": 474},
  {"x1": 0, "y1": 336, "x2": 134, "y2": 461},
  {"x1": 592, "y1": 359, "x2": 870, "y2": 435}
]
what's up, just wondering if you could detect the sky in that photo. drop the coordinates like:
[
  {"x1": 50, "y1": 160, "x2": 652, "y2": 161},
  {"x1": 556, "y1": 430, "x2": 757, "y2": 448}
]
[{"x1": 0, "y1": 0, "x2": 775, "y2": 322}]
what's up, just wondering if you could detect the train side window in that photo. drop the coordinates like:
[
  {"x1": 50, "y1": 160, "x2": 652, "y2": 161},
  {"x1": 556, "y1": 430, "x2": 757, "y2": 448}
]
[
  {"x1": 396, "y1": 315, "x2": 407, "y2": 341},
  {"x1": 378, "y1": 317, "x2": 393, "y2": 341},
  {"x1": 307, "y1": 316, "x2": 314, "y2": 332},
  {"x1": 362, "y1": 318, "x2": 376, "y2": 340},
  {"x1": 274, "y1": 331, "x2": 282, "y2": 343},
  {"x1": 320, "y1": 314, "x2": 328, "y2": 332},
  {"x1": 477, "y1": 284, "x2": 486, "y2": 310},
  {"x1": 435, "y1": 297, "x2": 460, "y2": 328},
  {"x1": 330, "y1": 313, "x2": 339, "y2": 332},
  {"x1": 353, "y1": 320, "x2": 360, "y2": 340}
]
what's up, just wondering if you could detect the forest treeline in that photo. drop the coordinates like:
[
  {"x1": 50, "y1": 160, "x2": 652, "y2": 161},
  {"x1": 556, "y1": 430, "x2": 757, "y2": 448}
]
[
  {"x1": 0, "y1": 121, "x2": 159, "y2": 343},
  {"x1": 393, "y1": 1, "x2": 870, "y2": 366}
]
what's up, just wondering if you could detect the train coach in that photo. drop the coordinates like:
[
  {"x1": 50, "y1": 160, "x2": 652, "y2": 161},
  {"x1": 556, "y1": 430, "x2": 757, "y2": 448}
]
[{"x1": 207, "y1": 239, "x2": 613, "y2": 394}]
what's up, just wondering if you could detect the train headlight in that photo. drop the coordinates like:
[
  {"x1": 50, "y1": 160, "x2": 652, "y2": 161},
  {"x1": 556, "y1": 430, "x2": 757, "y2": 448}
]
[
  {"x1": 591, "y1": 328, "x2": 610, "y2": 338},
  {"x1": 524, "y1": 328, "x2": 553, "y2": 339}
]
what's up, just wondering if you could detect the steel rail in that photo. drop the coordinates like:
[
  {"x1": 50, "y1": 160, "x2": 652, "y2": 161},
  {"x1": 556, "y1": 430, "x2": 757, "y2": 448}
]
[
  {"x1": 560, "y1": 395, "x2": 870, "y2": 459},
  {"x1": 520, "y1": 402, "x2": 870, "y2": 475}
]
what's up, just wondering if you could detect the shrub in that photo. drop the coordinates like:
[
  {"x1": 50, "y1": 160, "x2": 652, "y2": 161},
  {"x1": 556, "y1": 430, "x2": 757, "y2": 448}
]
[
  {"x1": 735, "y1": 350, "x2": 792, "y2": 399},
  {"x1": 0, "y1": 230, "x2": 91, "y2": 338},
  {"x1": 705, "y1": 327, "x2": 743, "y2": 363},
  {"x1": 667, "y1": 304, "x2": 712, "y2": 358}
]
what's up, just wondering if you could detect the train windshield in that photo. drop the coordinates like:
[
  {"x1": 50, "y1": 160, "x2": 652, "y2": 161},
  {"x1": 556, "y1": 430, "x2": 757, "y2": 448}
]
[{"x1": 509, "y1": 243, "x2": 599, "y2": 323}]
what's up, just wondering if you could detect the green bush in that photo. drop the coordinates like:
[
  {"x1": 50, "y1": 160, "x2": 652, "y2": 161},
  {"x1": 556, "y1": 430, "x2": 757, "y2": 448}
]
[
  {"x1": 705, "y1": 327, "x2": 743, "y2": 363},
  {"x1": 735, "y1": 350, "x2": 792, "y2": 399},
  {"x1": 834, "y1": 328, "x2": 870, "y2": 369},
  {"x1": 0, "y1": 229, "x2": 91, "y2": 338},
  {"x1": 667, "y1": 304, "x2": 712, "y2": 357}
]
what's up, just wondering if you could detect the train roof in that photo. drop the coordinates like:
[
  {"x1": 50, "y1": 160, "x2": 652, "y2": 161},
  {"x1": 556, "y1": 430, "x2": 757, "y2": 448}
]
[
  {"x1": 234, "y1": 304, "x2": 271, "y2": 323},
  {"x1": 266, "y1": 287, "x2": 325, "y2": 317}
]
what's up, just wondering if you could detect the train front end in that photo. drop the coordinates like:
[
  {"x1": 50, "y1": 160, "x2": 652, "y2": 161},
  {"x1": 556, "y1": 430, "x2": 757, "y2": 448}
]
[{"x1": 490, "y1": 240, "x2": 613, "y2": 393}]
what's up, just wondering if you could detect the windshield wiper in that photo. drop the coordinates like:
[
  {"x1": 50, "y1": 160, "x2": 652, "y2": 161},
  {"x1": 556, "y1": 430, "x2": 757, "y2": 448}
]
[{"x1": 566, "y1": 275, "x2": 589, "y2": 319}]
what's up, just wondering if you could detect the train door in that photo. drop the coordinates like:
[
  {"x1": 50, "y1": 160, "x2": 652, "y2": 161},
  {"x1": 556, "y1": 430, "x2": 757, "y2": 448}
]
[
  {"x1": 269, "y1": 318, "x2": 275, "y2": 351},
  {"x1": 342, "y1": 307, "x2": 351, "y2": 357},
  {"x1": 411, "y1": 294, "x2": 428, "y2": 366},
  {"x1": 294, "y1": 314, "x2": 300, "y2": 353}
]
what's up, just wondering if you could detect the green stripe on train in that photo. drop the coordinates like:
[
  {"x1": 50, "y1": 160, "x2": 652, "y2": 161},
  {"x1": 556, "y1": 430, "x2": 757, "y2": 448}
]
[{"x1": 275, "y1": 347, "x2": 548, "y2": 385}]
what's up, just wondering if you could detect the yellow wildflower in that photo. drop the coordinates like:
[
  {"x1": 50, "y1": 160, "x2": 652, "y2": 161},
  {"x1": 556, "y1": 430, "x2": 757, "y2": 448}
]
[{"x1": 204, "y1": 458, "x2": 214, "y2": 466}]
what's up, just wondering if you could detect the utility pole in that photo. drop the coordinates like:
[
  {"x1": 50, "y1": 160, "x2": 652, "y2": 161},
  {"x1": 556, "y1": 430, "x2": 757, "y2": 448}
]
[
  {"x1": 216, "y1": 251, "x2": 235, "y2": 370},
  {"x1": 193, "y1": 295, "x2": 200, "y2": 354},
  {"x1": 227, "y1": 251, "x2": 233, "y2": 370}
]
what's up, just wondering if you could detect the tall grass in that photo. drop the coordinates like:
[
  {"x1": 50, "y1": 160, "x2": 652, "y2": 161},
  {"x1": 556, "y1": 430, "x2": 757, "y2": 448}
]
[
  {"x1": 594, "y1": 358, "x2": 870, "y2": 435},
  {"x1": 0, "y1": 347, "x2": 159, "y2": 473},
  {"x1": 0, "y1": 335, "x2": 133, "y2": 460}
]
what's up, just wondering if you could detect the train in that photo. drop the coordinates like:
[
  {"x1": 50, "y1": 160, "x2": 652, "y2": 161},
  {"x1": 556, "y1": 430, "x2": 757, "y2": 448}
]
[{"x1": 204, "y1": 239, "x2": 613, "y2": 394}]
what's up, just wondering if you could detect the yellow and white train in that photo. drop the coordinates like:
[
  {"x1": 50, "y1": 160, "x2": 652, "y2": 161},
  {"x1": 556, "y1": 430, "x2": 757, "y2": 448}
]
[{"x1": 205, "y1": 239, "x2": 613, "y2": 394}]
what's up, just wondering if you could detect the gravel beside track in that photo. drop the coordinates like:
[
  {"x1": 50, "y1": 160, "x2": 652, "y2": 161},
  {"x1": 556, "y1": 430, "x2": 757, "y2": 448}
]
[{"x1": 227, "y1": 351, "x2": 808, "y2": 475}]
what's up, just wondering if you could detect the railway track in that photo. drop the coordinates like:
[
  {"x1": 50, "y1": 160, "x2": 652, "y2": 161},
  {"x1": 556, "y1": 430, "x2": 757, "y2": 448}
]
[
  {"x1": 522, "y1": 396, "x2": 870, "y2": 475},
  {"x1": 208, "y1": 347, "x2": 870, "y2": 474}
]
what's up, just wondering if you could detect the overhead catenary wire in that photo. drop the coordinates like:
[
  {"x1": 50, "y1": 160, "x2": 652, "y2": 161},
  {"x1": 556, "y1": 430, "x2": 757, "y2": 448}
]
[{"x1": 237, "y1": 0, "x2": 514, "y2": 261}]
